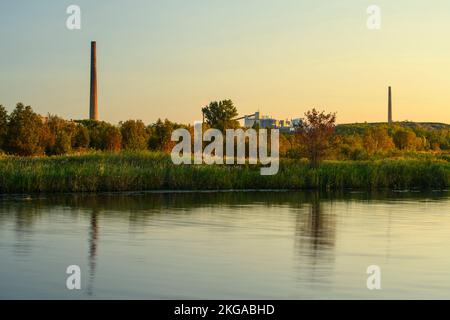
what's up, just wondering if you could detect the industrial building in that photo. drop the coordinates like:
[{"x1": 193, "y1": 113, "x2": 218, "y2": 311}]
[{"x1": 242, "y1": 112, "x2": 302, "y2": 132}]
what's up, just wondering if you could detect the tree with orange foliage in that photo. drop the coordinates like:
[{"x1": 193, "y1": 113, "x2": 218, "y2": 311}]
[
  {"x1": 363, "y1": 126, "x2": 395, "y2": 156},
  {"x1": 296, "y1": 108, "x2": 336, "y2": 167}
]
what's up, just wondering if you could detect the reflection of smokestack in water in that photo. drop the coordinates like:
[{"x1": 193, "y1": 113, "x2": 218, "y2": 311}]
[
  {"x1": 87, "y1": 208, "x2": 99, "y2": 296},
  {"x1": 388, "y1": 86, "x2": 392, "y2": 124},
  {"x1": 90, "y1": 41, "x2": 98, "y2": 121}
]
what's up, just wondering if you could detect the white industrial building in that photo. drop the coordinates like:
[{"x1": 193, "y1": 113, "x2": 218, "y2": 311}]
[{"x1": 242, "y1": 112, "x2": 302, "y2": 132}]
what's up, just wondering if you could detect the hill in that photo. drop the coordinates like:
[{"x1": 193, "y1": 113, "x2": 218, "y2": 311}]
[{"x1": 336, "y1": 122, "x2": 450, "y2": 135}]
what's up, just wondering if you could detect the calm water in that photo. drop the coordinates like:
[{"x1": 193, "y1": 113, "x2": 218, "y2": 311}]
[{"x1": 1, "y1": 190, "x2": 450, "y2": 300}]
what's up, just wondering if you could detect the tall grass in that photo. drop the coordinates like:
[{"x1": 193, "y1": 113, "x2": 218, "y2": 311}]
[{"x1": 0, "y1": 151, "x2": 449, "y2": 194}]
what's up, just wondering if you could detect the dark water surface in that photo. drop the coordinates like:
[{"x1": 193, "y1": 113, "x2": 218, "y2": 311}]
[{"x1": 1, "y1": 191, "x2": 450, "y2": 299}]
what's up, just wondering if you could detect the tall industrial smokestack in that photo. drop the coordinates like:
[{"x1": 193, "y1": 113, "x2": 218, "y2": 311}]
[
  {"x1": 388, "y1": 86, "x2": 392, "y2": 124},
  {"x1": 90, "y1": 41, "x2": 99, "y2": 121}
]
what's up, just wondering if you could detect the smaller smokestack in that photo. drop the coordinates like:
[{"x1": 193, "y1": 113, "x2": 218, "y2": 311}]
[{"x1": 388, "y1": 86, "x2": 392, "y2": 124}]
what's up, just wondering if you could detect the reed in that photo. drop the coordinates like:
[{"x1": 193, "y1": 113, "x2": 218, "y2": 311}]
[{"x1": 0, "y1": 152, "x2": 448, "y2": 194}]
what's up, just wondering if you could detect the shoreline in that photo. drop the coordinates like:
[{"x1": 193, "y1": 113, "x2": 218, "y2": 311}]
[{"x1": 1, "y1": 188, "x2": 450, "y2": 198}]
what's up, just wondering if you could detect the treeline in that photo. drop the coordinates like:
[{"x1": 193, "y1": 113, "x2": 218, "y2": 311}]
[
  {"x1": 0, "y1": 103, "x2": 185, "y2": 156},
  {"x1": 1, "y1": 102, "x2": 449, "y2": 159},
  {"x1": 332, "y1": 123, "x2": 450, "y2": 160}
]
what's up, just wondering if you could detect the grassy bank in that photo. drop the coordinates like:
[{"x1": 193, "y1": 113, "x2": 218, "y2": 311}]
[{"x1": 0, "y1": 152, "x2": 449, "y2": 194}]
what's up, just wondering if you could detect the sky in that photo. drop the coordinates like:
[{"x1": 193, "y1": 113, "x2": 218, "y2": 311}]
[{"x1": 1, "y1": 0, "x2": 450, "y2": 125}]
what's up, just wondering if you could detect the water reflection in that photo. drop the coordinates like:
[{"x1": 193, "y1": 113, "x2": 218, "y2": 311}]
[
  {"x1": 295, "y1": 193, "x2": 336, "y2": 252},
  {"x1": 0, "y1": 190, "x2": 449, "y2": 299},
  {"x1": 87, "y1": 208, "x2": 99, "y2": 296},
  {"x1": 13, "y1": 202, "x2": 41, "y2": 257},
  {"x1": 293, "y1": 193, "x2": 336, "y2": 290}
]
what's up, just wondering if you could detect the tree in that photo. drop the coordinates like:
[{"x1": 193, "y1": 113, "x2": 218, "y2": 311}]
[
  {"x1": 201, "y1": 99, "x2": 239, "y2": 131},
  {"x1": 103, "y1": 126, "x2": 122, "y2": 152},
  {"x1": 393, "y1": 129, "x2": 417, "y2": 150},
  {"x1": 296, "y1": 108, "x2": 336, "y2": 167},
  {"x1": 363, "y1": 126, "x2": 395, "y2": 156},
  {"x1": 46, "y1": 115, "x2": 77, "y2": 155},
  {"x1": 81, "y1": 120, "x2": 104, "y2": 150},
  {"x1": 148, "y1": 119, "x2": 183, "y2": 152},
  {"x1": 53, "y1": 131, "x2": 72, "y2": 155},
  {"x1": 6, "y1": 103, "x2": 48, "y2": 156},
  {"x1": 334, "y1": 134, "x2": 367, "y2": 160},
  {"x1": 77, "y1": 120, "x2": 121, "y2": 152},
  {"x1": 120, "y1": 120, "x2": 149, "y2": 151},
  {"x1": 0, "y1": 105, "x2": 7, "y2": 151},
  {"x1": 73, "y1": 125, "x2": 90, "y2": 149}
]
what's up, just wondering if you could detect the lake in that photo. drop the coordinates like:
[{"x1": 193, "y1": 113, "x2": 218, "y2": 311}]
[{"x1": 1, "y1": 190, "x2": 449, "y2": 299}]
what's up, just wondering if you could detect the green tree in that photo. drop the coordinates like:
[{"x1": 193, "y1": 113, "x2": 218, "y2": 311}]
[
  {"x1": 103, "y1": 126, "x2": 122, "y2": 152},
  {"x1": 201, "y1": 99, "x2": 239, "y2": 131},
  {"x1": 296, "y1": 108, "x2": 336, "y2": 167},
  {"x1": 73, "y1": 125, "x2": 90, "y2": 149},
  {"x1": 120, "y1": 120, "x2": 149, "y2": 151},
  {"x1": 6, "y1": 103, "x2": 48, "y2": 156},
  {"x1": 83, "y1": 121, "x2": 104, "y2": 150},
  {"x1": 77, "y1": 120, "x2": 121, "y2": 152},
  {"x1": 46, "y1": 115, "x2": 77, "y2": 155},
  {"x1": 53, "y1": 131, "x2": 72, "y2": 155},
  {"x1": 148, "y1": 119, "x2": 182, "y2": 152}
]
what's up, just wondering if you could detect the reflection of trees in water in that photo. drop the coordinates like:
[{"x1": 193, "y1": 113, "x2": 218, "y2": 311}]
[
  {"x1": 1, "y1": 190, "x2": 447, "y2": 220},
  {"x1": 87, "y1": 208, "x2": 99, "y2": 296},
  {"x1": 0, "y1": 200, "x2": 44, "y2": 256},
  {"x1": 293, "y1": 192, "x2": 337, "y2": 290},
  {"x1": 295, "y1": 193, "x2": 336, "y2": 253},
  {"x1": 1, "y1": 190, "x2": 449, "y2": 296}
]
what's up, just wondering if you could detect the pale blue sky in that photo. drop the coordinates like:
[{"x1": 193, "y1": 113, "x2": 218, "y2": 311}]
[{"x1": 1, "y1": 0, "x2": 450, "y2": 124}]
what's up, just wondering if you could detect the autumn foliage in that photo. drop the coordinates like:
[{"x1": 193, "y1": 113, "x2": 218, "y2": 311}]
[
  {"x1": 295, "y1": 109, "x2": 336, "y2": 167},
  {"x1": 0, "y1": 102, "x2": 449, "y2": 160}
]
